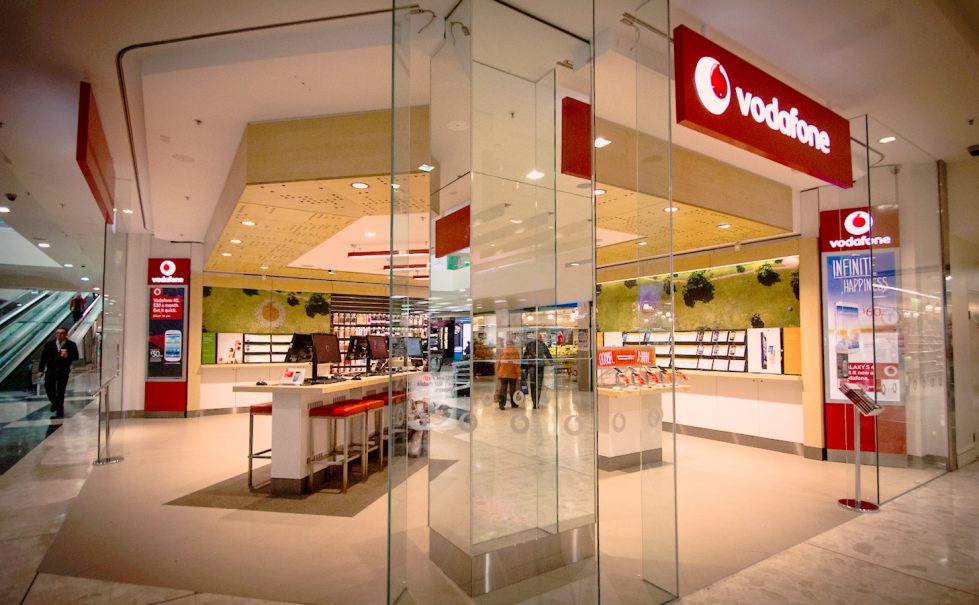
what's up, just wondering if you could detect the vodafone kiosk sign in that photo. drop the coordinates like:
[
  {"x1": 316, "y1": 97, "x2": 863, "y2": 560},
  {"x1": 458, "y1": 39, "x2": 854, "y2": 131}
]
[
  {"x1": 819, "y1": 207, "x2": 900, "y2": 253},
  {"x1": 674, "y1": 25, "x2": 853, "y2": 188},
  {"x1": 148, "y1": 258, "x2": 190, "y2": 285}
]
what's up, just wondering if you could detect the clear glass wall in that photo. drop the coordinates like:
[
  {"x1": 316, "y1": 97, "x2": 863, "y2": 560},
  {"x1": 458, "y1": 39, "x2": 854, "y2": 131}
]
[{"x1": 423, "y1": 0, "x2": 597, "y2": 599}]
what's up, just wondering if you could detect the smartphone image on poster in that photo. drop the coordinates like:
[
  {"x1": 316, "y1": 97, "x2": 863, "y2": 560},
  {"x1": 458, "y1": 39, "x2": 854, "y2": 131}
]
[
  {"x1": 760, "y1": 332, "x2": 768, "y2": 370},
  {"x1": 834, "y1": 302, "x2": 860, "y2": 378},
  {"x1": 164, "y1": 330, "x2": 182, "y2": 363}
]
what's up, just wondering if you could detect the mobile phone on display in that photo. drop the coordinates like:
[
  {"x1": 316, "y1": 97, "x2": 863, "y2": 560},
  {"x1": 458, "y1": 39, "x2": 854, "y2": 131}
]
[
  {"x1": 164, "y1": 330, "x2": 182, "y2": 363},
  {"x1": 834, "y1": 302, "x2": 860, "y2": 379}
]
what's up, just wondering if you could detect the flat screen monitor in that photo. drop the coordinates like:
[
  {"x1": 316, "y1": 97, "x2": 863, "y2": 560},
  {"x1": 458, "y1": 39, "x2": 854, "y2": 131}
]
[
  {"x1": 406, "y1": 336, "x2": 422, "y2": 357},
  {"x1": 368, "y1": 334, "x2": 388, "y2": 359},
  {"x1": 346, "y1": 336, "x2": 370, "y2": 360},
  {"x1": 311, "y1": 333, "x2": 341, "y2": 364},
  {"x1": 389, "y1": 336, "x2": 406, "y2": 359},
  {"x1": 284, "y1": 333, "x2": 314, "y2": 363}
]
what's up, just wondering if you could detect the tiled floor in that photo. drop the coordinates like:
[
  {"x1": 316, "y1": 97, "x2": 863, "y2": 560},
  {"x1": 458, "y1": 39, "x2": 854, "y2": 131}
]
[{"x1": 1, "y1": 369, "x2": 974, "y2": 604}]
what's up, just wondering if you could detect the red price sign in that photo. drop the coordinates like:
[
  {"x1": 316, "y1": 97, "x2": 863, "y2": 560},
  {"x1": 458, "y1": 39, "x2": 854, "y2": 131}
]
[{"x1": 150, "y1": 289, "x2": 184, "y2": 320}]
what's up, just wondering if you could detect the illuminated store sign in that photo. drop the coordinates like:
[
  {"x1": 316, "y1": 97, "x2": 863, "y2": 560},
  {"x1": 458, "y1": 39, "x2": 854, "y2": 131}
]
[
  {"x1": 674, "y1": 25, "x2": 853, "y2": 188},
  {"x1": 148, "y1": 258, "x2": 190, "y2": 284},
  {"x1": 819, "y1": 207, "x2": 899, "y2": 253}
]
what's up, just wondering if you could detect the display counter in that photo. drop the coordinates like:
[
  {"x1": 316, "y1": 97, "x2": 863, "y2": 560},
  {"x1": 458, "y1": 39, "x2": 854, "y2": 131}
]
[
  {"x1": 199, "y1": 362, "x2": 311, "y2": 411},
  {"x1": 234, "y1": 373, "x2": 410, "y2": 495},
  {"x1": 597, "y1": 385, "x2": 690, "y2": 471}
]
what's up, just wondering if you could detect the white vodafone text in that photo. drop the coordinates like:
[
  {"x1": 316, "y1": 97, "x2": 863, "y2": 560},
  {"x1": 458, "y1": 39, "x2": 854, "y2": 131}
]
[{"x1": 734, "y1": 88, "x2": 831, "y2": 154}]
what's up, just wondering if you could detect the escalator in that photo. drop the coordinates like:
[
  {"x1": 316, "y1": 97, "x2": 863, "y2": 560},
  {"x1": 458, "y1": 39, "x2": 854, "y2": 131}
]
[{"x1": 0, "y1": 291, "x2": 77, "y2": 388}]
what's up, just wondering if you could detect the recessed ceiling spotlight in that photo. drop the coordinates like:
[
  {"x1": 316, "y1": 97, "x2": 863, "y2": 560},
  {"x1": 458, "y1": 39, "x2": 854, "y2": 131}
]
[
  {"x1": 664, "y1": 206, "x2": 679, "y2": 213},
  {"x1": 0, "y1": 206, "x2": 10, "y2": 213},
  {"x1": 593, "y1": 189, "x2": 606, "y2": 196},
  {"x1": 494, "y1": 299, "x2": 506, "y2": 303},
  {"x1": 121, "y1": 208, "x2": 134, "y2": 214},
  {"x1": 509, "y1": 218, "x2": 523, "y2": 224},
  {"x1": 229, "y1": 239, "x2": 242, "y2": 244},
  {"x1": 80, "y1": 276, "x2": 90, "y2": 282},
  {"x1": 241, "y1": 220, "x2": 256, "y2": 226},
  {"x1": 351, "y1": 182, "x2": 369, "y2": 189},
  {"x1": 221, "y1": 252, "x2": 232, "y2": 257},
  {"x1": 37, "y1": 242, "x2": 50, "y2": 248},
  {"x1": 878, "y1": 136, "x2": 896, "y2": 144},
  {"x1": 570, "y1": 262, "x2": 580, "y2": 267},
  {"x1": 594, "y1": 137, "x2": 612, "y2": 148},
  {"x1": 418, "y1": 163, "x2": 435, "y2": 172},
  {"x1": 637, "y1": 240, "x2": 648, "y2": 246},
  {"x1": 526, "y1": 169, "x2": 545, "y2": 180},
  {"x1": 716, "y1": 223, "x2": 732, "y2": 229},
  {"x1": 364, "y1": 231, "x2": 377, "y2": 238},
  {"x1": 63, "y1": 263, "x2": 73, "y2": 268},
  {"x1": 260, "y1": 265, "x2": 269, "y2": 270},
  {"x1": 391, "y1": 183, "x2": 401, "y2": 190},
  {"x1": 328, "y1": 269, "x2": 335, "y2": 275},
  {"x1": 93, "y1": 287, "x2": 101, "y2": 291}
]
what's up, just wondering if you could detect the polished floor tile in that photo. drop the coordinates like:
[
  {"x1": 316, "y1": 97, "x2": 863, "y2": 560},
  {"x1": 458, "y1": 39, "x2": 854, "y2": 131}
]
[{"x1": 677, "y1": 542, "x2": 979, "y2": 605}]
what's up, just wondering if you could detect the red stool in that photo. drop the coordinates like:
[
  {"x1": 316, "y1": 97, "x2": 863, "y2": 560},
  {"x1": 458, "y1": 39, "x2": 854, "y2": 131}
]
[
  {"x1": 308, "y1": 400, "x2": 370, "y2": 493},
  {"x1": 375, "y1": 392, "x2": 407, "y2": 464},
  {"x1": 247, "y1": 402, "x2": 273, "y2": 490}
]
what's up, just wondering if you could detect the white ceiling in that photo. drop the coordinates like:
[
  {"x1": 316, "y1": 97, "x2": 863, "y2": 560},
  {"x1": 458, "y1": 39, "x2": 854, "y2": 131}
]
[{"x1": 1, "y1": 0, "x2": 977, "y2": 291}]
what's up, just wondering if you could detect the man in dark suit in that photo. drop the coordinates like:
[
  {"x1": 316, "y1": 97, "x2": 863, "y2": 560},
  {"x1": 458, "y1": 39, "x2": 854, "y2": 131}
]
[
  {"x1": 521, "y1": 333, "x2": 553, "y2": 409},
  {"x1": 38, "y1": 326, "x2": 79, "y2": 417}
]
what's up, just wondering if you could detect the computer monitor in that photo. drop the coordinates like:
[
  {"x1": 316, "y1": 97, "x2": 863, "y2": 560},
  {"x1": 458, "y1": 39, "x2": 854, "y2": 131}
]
[
  {"x1": 368, "y1": 334, "x2": 388, "y2": 360},
  {"x1": 284, "y1": 334, "x2": 314, "y2": 363},
  {"x1": 406, "y1": 336, "x2": 422, "y2": 357},
  {"x1": 346, "y1": 336, "x2": 370, "y2": 360},
  {"x1": 390, "y1": 336, "x2": 406, "y2": 359},
  {"x1": 311, "y1": 333, "x2": 341, "y2": 364}
]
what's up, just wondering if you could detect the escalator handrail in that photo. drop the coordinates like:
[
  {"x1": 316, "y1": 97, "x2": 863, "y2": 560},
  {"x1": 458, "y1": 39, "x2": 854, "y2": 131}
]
[
  {"x1": 68, "y1": 294, "x2": 102, "y2": 341},
  {"x1": 0, "y1": 291, "x2": 50, "y2": 332},
  {"x1": 0, "y1": 291, "x2": 75, "y2": 385}
]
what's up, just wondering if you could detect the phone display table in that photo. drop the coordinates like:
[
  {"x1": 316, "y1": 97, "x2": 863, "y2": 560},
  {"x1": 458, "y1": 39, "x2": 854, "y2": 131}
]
[
  {"x1": 596, "y1": 385, "x2": 690, "y2": 471},
  {"x1": 234, "y1": 373, "x2": 409, "y2": 495}
]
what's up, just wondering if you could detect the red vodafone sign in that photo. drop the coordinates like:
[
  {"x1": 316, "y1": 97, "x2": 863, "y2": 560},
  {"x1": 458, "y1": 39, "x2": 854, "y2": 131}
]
[
  {"x1": 147, "y1": 258, "x2": 190, "y2": 285},
  {"x1": 820, "y1": 207, "x2": 899, "y2": 253},
  {"x1": 674, "y1": 25, "x2": 853, "y2": 188}
]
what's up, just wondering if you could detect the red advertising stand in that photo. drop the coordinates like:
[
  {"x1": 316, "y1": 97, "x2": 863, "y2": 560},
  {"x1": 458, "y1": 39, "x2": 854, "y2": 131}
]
[{"x1": 145, "y1": 259, "x2": 190, "y2": 412}]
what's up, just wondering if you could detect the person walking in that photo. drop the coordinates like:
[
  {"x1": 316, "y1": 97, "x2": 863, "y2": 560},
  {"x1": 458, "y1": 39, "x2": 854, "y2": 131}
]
[
  {"x1": 522, "y1": 332, "x2": 553, "y2": 409},
  {"x1": 495, "y1": 337, "x2": 521, "y2": 410},
  {"x1": 37, "y1": 326, "x2": 79, "y2": 418},
  {"x1": 69, "y1": 293, "x2": 85, "y2": 325}
]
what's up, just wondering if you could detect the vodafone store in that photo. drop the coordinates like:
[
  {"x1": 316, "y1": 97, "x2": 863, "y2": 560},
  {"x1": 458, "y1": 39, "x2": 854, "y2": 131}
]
[{"x1": 8, "y1": 2, "x2": 976, "y2": 604}]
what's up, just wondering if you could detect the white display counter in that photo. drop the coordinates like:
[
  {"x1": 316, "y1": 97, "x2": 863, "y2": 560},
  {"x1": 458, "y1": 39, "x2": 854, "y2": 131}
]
[
  {"x1": 199, "y1": 362, "x2": 311, "y2": 410},
  {"x1": 234, "y1": 373, "x2": 409, "y2": 495},
  {"x1": 597, "y1": 385, "x2": 690, "y2": 470},
  {"x1": 664, "y1": 371, "x2": 804, "y2": 451}
]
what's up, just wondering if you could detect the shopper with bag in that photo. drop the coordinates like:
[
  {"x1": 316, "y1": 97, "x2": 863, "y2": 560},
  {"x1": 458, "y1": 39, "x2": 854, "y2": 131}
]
[
  {"x1": 495, "y1": 337, "x2": 522, "y2": 410},
  {"x1": 522, "y1": 332, "x2": 553, "y2": 409}
]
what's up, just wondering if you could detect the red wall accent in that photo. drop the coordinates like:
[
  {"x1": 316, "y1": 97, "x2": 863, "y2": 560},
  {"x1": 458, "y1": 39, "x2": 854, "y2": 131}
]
[
  {"x1": 825, "y1": 403, "x2": 906, "y2": 453},
  {"x1": 76, "y1": 81, "x2": 115, "y2": 225},
  {"x1": 434, "y1": 205, "x2": 470, "y2": 258},
  {"x1": 561, "y1": 97, "x2": 591, "y2": 179},
  {"x1": 144, "y1": 381, "x2": 187, "y2": 413}
]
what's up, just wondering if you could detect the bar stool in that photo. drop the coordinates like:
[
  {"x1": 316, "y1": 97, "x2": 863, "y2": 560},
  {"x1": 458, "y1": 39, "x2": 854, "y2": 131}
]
[
  {"x1": 247, "y1": 402, "x2": 273, "y2": 490},
  {"x1": 308, "y1": 399, "x2": 370, "y2": 493},
  {"x1": 375, "y1": 392, "x2": 407, "y2": 462}
]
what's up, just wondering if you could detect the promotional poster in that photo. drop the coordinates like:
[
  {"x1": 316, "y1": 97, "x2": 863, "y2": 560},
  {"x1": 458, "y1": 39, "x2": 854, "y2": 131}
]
[
  {"x1": 147, "y1": 285, "x2": 187, "y2": 379},
  {"x1": 822, "y1": 249, "x2": 900, "y2": 403}
]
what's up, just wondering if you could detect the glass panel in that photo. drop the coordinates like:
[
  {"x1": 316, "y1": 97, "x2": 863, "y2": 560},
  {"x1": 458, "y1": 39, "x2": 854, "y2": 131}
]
[
  {"x1": 388, "y1": 1, "x2": 413, "y2": 603},
  {"x1": 865, "y1": 116, "x2": 947, "y2": 500},
  {"x1": 595, "y1": 0, "x2": 677, "y2": 601},
  {"x1": 424, "y1": 0, "x2": 596, "y2": 599},
  {"x1": 97, "y1": 219, "x2": 127, "y2": 462}
]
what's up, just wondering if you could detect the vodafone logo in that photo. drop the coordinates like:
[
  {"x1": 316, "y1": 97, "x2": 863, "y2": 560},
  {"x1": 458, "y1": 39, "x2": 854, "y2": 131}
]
[
  {"x1": 843, "y1": 211, "x2": 872, "y2": 236},
  {"x1": 151, "y1": 258, "x2": 186, "y2": 284},
  {"x1": 692, "y1": 54, "x2": 832, "y2": 155},
  {"x1": 827, "y1": 210, "x2": 892, "y2": 250},
  {"x1": 694, "y1": 57, "x2": 730, "y2": 115},
  {"x1": 153, "y1": 288, "x2": 162, "y2": 296},
  {"x1": 159, "y1": 260, "x2": 176, "y2": 276}
]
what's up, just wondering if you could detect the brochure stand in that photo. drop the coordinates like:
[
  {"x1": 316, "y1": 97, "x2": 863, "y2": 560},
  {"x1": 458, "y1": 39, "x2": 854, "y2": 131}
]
[{"x1": 837, "y1": 383, "x2": 882, "y2": 512}]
